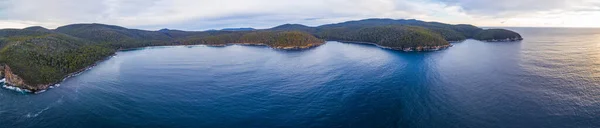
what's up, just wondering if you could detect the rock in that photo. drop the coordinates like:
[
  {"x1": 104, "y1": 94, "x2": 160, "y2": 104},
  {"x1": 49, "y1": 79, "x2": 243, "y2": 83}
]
[
  {"x1": 0, "y1": 64, "x2": 4, "y2": 78},
  {"x1": 3, "y1": 65, "x2": 26, "y2": 87},
  {"x1": 1, "y1": 65, "x2": 50, "y2": 92}
]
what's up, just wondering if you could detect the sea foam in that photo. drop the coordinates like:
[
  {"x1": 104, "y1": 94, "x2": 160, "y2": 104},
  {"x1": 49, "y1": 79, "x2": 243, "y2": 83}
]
[{"x1": 2, "y1": 84, "x2": 31, "y2": 93}]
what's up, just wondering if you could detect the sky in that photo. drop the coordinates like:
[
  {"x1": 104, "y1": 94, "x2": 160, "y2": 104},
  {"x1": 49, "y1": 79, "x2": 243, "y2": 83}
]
[{"x1": 0, "y1": 0, "x2": 599, "y2": 30}]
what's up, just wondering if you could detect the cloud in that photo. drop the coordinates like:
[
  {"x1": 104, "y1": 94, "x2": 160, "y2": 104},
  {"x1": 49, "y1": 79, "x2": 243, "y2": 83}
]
[
  {"x1": 0, "y1": 0, "x2": 598, "y2": 30},
  {"x1": 438, "y1": 0, "x2": 569, "y2": 15}
]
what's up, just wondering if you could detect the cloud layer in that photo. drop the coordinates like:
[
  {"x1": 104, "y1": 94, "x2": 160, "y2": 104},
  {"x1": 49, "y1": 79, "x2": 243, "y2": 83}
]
[{"x1": 0, "y1": 0, "x2": 598, "y2": 30}]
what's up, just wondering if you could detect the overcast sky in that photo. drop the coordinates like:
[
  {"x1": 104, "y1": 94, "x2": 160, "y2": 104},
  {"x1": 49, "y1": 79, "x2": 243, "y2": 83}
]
[{"x1": 0, "y1": 0, "x2": 599, "y2": 30}]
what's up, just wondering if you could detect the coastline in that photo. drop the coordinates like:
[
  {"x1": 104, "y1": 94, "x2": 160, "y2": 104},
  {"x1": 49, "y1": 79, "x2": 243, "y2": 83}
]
[
  {"x1": 0, "y1": 38, "x2": 510, "y2": 94},
  {"x1": 1, "y1": 42, "x2": 325, "y2": 94},
  {"x1": 479, "y1": 37, "x2": 523, "y2": 42},
  {"x1": 336, "y1": 40, "x2": 453, "y2": 52},
  {"x1": 1, "y1": 53, "x2": 117, "y2": 94},
  {"x1": 202, "y1": 42, "x2": 325, "y2": 50}
]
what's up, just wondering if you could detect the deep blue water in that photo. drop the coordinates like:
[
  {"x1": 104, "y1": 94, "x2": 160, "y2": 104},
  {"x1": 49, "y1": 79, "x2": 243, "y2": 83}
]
[{"x1": 2, "y1": 28, "x2": 600, "y2": 128}]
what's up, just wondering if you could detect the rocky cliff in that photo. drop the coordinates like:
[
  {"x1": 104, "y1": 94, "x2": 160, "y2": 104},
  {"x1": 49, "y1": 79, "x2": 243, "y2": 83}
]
[{"x1": 1, "y1": 65, "x2": 49, "y2": 92}]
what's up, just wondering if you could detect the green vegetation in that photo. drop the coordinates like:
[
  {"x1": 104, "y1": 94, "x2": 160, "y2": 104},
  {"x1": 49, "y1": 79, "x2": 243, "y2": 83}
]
[
  {"x1": 0, "y1": 19, "x2": 522, "y2": 91},
  {"x1": 316, "y1": 19, "x2": 483, "y2": 41},
  {"x1": 183, "y1": 31, "x2": 324, "y2": 48},
  {"x1": 0, "y1": 30, "x2": 114, "y2": 87},
  {"x1": 318, "y1": 25, "x2": 448, "y2": 48},
  {"x1": 474, "y1": 29, "x2": 523, "y2": 41},
  {"x1": 55, "y1": 24, "x2": 176, "y2": 49},
  {"x1": 271, "y1": 24, "x2": 317, "y2": 34}
]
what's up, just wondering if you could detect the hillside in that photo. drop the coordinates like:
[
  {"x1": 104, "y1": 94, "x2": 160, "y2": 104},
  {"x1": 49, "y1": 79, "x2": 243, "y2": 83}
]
[
  {"x1": 221, "y1": 28, "x2": 256, "y2": 31},
  {"x1": 475, "y1": 29, "x2": 523, "y2": 42},
  {"x1": 316, "y1": 19, "x2": 483, "y2": 41},
  {"x1": 0, "y1": 29, "x2": 114, "y2": 91},
  {"x1": 55, "y1": 24, "x2": 177, "y2": 49},
  {"x1": 182, "y1": 30, "x2": 324, "y2": 49},
  {"x1": 318, "y1": 25, "x2": 450, "y2": 51},
  {"x1": 271, "y1": 24, "x2": 318, "y2": 34}
]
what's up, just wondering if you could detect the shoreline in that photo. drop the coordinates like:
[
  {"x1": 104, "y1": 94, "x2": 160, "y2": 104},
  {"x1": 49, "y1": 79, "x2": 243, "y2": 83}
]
[
  {"x1": 478, "y1": 37, "x2": 524, "y2": 42},
  {"x1": 1, "y1": 42, "x2": 325, "y2": 94},
  {"x1": 336, "y1": 40, "x2": 453, "y2": 52},
  {"x1": 1, "y1": 53, "x2": 118, "y2": 94},
  {"x1": 0, "y1": 39, "x2": 487, "y2": 94},
  {"x1": 1, "y1": 39, "x2": 493, "y2": 94}
]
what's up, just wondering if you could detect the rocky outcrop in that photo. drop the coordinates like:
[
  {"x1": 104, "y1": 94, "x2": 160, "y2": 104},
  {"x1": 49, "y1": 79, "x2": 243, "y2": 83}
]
[
  {"x1": 1, "y1": 65, "x2": 50, "y2": 92},
  {"x1": 0, "y1": 65, "x2": 4, "y2": 79},
  {"x1": 2, "y1": 65, "x2": 26, "y2": 86}
]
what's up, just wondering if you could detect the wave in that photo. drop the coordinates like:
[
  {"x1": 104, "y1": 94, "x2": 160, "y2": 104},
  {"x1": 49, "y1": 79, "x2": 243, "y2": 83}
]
[
  {"x1": 34, "y1": 89, "x2": 46, "y2": 94},
  {"x1": 1, "y1": 82, "x2": 59, "y2": 94},
  {"x1": 49, "y1": 84, "x2": 60, "y2": 89}
]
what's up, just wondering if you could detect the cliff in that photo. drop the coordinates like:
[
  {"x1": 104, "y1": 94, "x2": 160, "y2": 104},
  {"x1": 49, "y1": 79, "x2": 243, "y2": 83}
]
[{"x1": 1, "y1": 65, "x2": 49, "y2": 92}]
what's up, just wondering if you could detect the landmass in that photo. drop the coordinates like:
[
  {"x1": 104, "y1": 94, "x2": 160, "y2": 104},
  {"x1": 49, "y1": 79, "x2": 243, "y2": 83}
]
[
  {"x1": 220, "y1": 28, "x2": 256, "y2": 31},
  {"x1": 0, "y1": 18, "x2": 523, "y2": 93},
  {"x1": 474, "y1": 29, "x2": 523, "y2": 42}
]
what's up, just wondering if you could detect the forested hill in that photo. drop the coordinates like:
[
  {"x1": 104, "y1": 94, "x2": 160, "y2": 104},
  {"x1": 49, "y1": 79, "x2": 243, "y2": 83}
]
[
  {"x1": 0, "y1": 19, "x2": 523, "y2": 92},
  {"x1": 315, "y1": 19, "x2": 484, "y2": 41}
]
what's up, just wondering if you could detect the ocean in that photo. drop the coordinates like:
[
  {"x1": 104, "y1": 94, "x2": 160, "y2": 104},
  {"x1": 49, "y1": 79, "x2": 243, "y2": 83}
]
[{"x1": 1, "y1": 28, "x2": 599, "y2": 127}]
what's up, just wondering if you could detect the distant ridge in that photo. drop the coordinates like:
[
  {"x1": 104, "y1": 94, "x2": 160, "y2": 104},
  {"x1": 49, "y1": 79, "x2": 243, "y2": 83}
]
[{"x1": 220, "y1": 28, "x2": 256, "y2": 31}]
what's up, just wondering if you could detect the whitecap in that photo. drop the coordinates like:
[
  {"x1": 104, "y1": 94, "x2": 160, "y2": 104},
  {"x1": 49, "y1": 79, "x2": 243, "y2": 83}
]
[
  {"x1": 34, "y1": 90, "x2": 46, "y2": 94},
  {"x1": 49, "y1": 84, "x2": 60, "y2": 89},
  {"x1": 2, "y1": 85, "x2": 31, "y2": 93}
]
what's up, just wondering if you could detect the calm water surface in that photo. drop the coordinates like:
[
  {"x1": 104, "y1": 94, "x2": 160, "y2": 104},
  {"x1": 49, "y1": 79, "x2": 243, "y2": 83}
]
[{"x1": 1, "y1": 28, "x2": 600, "y2": 127}]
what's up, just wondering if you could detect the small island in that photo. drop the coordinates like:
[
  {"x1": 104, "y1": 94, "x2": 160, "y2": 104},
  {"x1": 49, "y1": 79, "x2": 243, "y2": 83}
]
[{"x1": 0, "y1": 18, "x2": 523, "y2": 93}]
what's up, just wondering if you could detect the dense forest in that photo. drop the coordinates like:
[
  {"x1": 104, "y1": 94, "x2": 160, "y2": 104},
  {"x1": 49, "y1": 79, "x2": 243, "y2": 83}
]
[
  {"x1": 315, "y1": 19, "x2": 484, "y2": 41},
  {"x1": 0, "y1": 18, "x2": 522, "y2": 92},
  {"x1": 183, "y1": 31, "x2": 324, "y2": 49},
  {"x1": 0, "y1": 30, "x2": 114, "y2": 90},
  {"x1": 475, "y1": 29, "x2": 523, "y2": 41},
  {"x1": 318, "y1": 25, "x2": 448, "y2": 48}
]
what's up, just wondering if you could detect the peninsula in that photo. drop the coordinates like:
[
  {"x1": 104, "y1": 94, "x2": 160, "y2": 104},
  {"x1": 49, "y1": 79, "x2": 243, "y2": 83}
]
[{"x1": 0, "y1": 18, "x2": 523, "y2": 93}]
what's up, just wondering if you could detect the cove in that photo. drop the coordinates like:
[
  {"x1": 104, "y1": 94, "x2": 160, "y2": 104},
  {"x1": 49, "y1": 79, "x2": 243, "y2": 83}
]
[{"x1": 1, "y1": 27, "x2": 600, "y2": 128}]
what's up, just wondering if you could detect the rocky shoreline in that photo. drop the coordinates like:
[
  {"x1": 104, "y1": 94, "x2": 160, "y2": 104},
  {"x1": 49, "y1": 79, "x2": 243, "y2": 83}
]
[
  {"x1": 480, "y1": 37, "x2": 524, "y2": 42},
  {"x1": 338, "y1": 41, "x2": 452, "y2": 52},
  {"x1": 204, "y1": 42, "x2": 325, "y2": 50}
]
